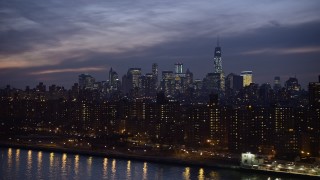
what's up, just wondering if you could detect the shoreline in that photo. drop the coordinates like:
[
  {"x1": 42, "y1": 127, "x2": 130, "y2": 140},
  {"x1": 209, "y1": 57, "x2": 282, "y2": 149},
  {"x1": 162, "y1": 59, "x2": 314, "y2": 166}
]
[
  {"x1": 1, "y1": 142, "x2": 319, "y2": 179},
  {"x1": 0, "y1": 142, "x2": 238, "y2": 169}
]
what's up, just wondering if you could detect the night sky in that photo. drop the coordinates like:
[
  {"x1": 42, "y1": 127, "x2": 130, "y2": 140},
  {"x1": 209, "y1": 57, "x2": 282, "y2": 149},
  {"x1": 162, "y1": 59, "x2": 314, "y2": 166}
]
[{"x1": 1, "y1": 0, "x2": 320, "y2": 89}]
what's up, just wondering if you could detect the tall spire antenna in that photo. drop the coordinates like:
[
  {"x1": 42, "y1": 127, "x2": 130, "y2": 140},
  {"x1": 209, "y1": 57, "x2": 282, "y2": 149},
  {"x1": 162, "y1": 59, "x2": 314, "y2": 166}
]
[{"x1": 217, "y1": 35, "x2": 220, "y2": 46}]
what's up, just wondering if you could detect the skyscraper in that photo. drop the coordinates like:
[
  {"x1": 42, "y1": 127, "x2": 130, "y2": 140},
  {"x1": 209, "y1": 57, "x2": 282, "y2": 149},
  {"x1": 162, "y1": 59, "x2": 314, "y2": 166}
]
[
  {"x1": 175, "y1": 63, "x2": 183, "y2": 74},
  {"x1": 127, "y1": 68, "x2": 142, "y2": 89},
  {"x1": 273, "y1": 76, "x2": 281, "y2": 91},
  {"x1": 161, "y1": 71, "x2": 175, "y2": 96},
  {"x1": 109, "y1": 68, "x2": 120, "y2": 91},
  {"x1": 225, "y1": 73, "x2": 243, "y2": 92},
  {"x1": 122, "y1": 68, "x2": 141, "y2": 94},
  {"x1": 152, "y1": 63, "x2": 158, "y2": 89},
  {"x1": 213, "y1": 40, "x2": 222, "y2": 73},
  {"x1": 144, "y1": 73, "x2": 156, "y2": 97},
  {"x1": 241, "y1": 71, "x2": 253, "y2": 87},
  {"x1": 210, "y1": 39, "x2": 225, "y2": 94},
  {"x1": 78, "y1": 74, "x2": 95, "y2": 90},
  {"x1": 285, "y1": 77, "x2": 301, "y2": 92}
]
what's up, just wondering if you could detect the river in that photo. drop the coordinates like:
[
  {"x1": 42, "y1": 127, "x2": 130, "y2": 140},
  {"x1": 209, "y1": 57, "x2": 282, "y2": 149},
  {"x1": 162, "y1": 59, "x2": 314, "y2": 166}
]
[{"x1": 0, "y1": 147, "x2": 301, "y2": 180}]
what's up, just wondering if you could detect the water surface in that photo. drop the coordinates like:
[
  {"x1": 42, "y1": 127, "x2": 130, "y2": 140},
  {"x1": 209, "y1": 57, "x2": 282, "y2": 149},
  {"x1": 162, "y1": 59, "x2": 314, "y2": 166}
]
[{"x1": 0, "y1": 147, "x2": 300, "y2": 180}]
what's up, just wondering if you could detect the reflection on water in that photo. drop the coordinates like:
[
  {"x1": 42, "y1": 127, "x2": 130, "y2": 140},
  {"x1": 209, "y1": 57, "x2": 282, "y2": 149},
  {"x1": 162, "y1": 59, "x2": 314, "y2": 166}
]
[
  {"x1": 209, "y1": 171, "x2": 219, "y2": 179},
  {"x1": 37, "y1": 151, "x2": 42, "y2": 179},
  {"x1": 0, "y1": 147, "x2": 297, "y2": 180},
  {"x1": 74, "y1": 155, "x2": 79, "y2": 178},
  {"x1": 183, "y1": 167, "x2": 190, "y2": 180},
  {"x1": 102, "y1": 158, "x2": 108, "y2": 179},
  {"x1": 127, "y1": 160, "x2": 131, "y2": 179},
  {"x1": 198, "y1": 168, "x2": 204, "y2": 180},
  {"x1": 26, "y1": 150, "x2": 32, "y2": 179},
  {"x1": 8, "y1": 148, "x2": 12, "y2": 170},
  {"x1": 111, "y1": 159, "x2": 116, "y2": 179},
  {"x1": 15, "y1": 149, "x2": 20, "y2": 174},
  {"x1": 143, "y1": 162, "x2": 148, "y2": 180},
  {"x1": 87, "y1": 156, "x2": 92, "y2": 178},
  {"x1": 61, "y1": 153, "x2": 67, "y2": 176},
  {"x1": 49, "y1": 152, "x2": 54, "y2": 178}
]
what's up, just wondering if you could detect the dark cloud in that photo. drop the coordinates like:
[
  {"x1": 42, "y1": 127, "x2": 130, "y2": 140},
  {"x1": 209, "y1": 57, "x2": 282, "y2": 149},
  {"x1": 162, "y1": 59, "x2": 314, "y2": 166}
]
[{"x1": 0, "y1": 0, "x2": 320, "y2": 89}]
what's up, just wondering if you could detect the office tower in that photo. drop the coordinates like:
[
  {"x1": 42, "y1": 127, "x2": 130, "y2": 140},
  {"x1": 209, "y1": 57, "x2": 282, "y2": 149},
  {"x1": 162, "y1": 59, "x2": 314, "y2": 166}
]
[
  {"x1": 174, "y1": 63, "x2": 186, "y2": 94},
  {"x1": 144, "y1": 73, "x2": 156, "y2": 97},
  {"x1": 211, "y1": 39, "x2": 225, "y2": 94},
  {"x1": 213, "y1": 40, "x2": 222, "y2": 73},
  {"x1": 127, "y1": 68, "x2": 142, "y2": 89},
  {"x1": 109, "y1": 68, "x2": 118, "y2": 86},
  {"x1": 204, "y1": 73, "x2": 225, "y2": 95},
  {"x1": 79, "y1": 74, "x2": 95, "y2": 90},
  {"x1": 121, "y1": 68, "x2": 141, "y2": 94},
  {"x1": 225, "y1": 73, "x2": 243, "y2": 92},
  {"x1": 285, "y1": 77, "x2": 301, "y2": 92},
  {"x1": 241, "y1": 71, "x2": 253, "y2": 87},
  {"x1": 161, "y1": 71, "x2": 174, "y2": 96},
  {"x1": 109, "y1": 68, "x2": 120, "y2": 91},
  {"x1": 152, "y1": 63, "x2": 158, "y2": 89},
  {"x1": 273, "y1": 76, "x2": 281, "y2": 91},
  {"x1": 175, "y1": 63, "x2": 183, "y2": 74}
]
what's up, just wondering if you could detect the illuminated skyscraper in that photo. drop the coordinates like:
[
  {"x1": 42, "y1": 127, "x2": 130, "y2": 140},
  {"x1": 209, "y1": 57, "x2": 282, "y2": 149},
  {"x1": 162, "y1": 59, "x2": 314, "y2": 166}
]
[
  {"x1": 127, "y1": 68, "x2": 141, "y2": 88},
  {"x1": 285, "y1": 77, "x2": 301, "y2": 92},
  {"x1": 209, "y1": 38, "x2": 225, "y2": 94},
  {"x1": 122, "y1": 68, "x2": 141, "y2": 94},
  {"x1": 109, "y1": 68, "x2": 120, "y2": 91},
  {"x1": 241, "y1": 71, "x2": 253, "y2": 87},
  {"x1": 213, "y1": 40, "x2": 222, "y2": 73},
  {"x1": 161, "y1": 71, "x2": 174, "y2": 96},
  {"x1": 175, "y1": 63, "x2": 183, "y2": 74}
]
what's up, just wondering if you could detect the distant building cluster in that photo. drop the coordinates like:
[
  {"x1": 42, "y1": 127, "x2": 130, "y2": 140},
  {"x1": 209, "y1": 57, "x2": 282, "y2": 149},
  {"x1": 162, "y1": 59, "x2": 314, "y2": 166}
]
[{"x1": 0, "y1": 43, "x2": 319, "y2": 159}]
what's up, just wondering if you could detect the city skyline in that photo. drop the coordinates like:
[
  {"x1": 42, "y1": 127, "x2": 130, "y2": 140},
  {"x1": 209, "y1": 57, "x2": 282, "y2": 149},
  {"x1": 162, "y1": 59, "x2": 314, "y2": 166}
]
[
  {"x1": 1, "y1": 0, "x2": 320, "y2": 89},
  {"x1": 1, "y1": 61, "x2": 317, "y2": 91}
]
